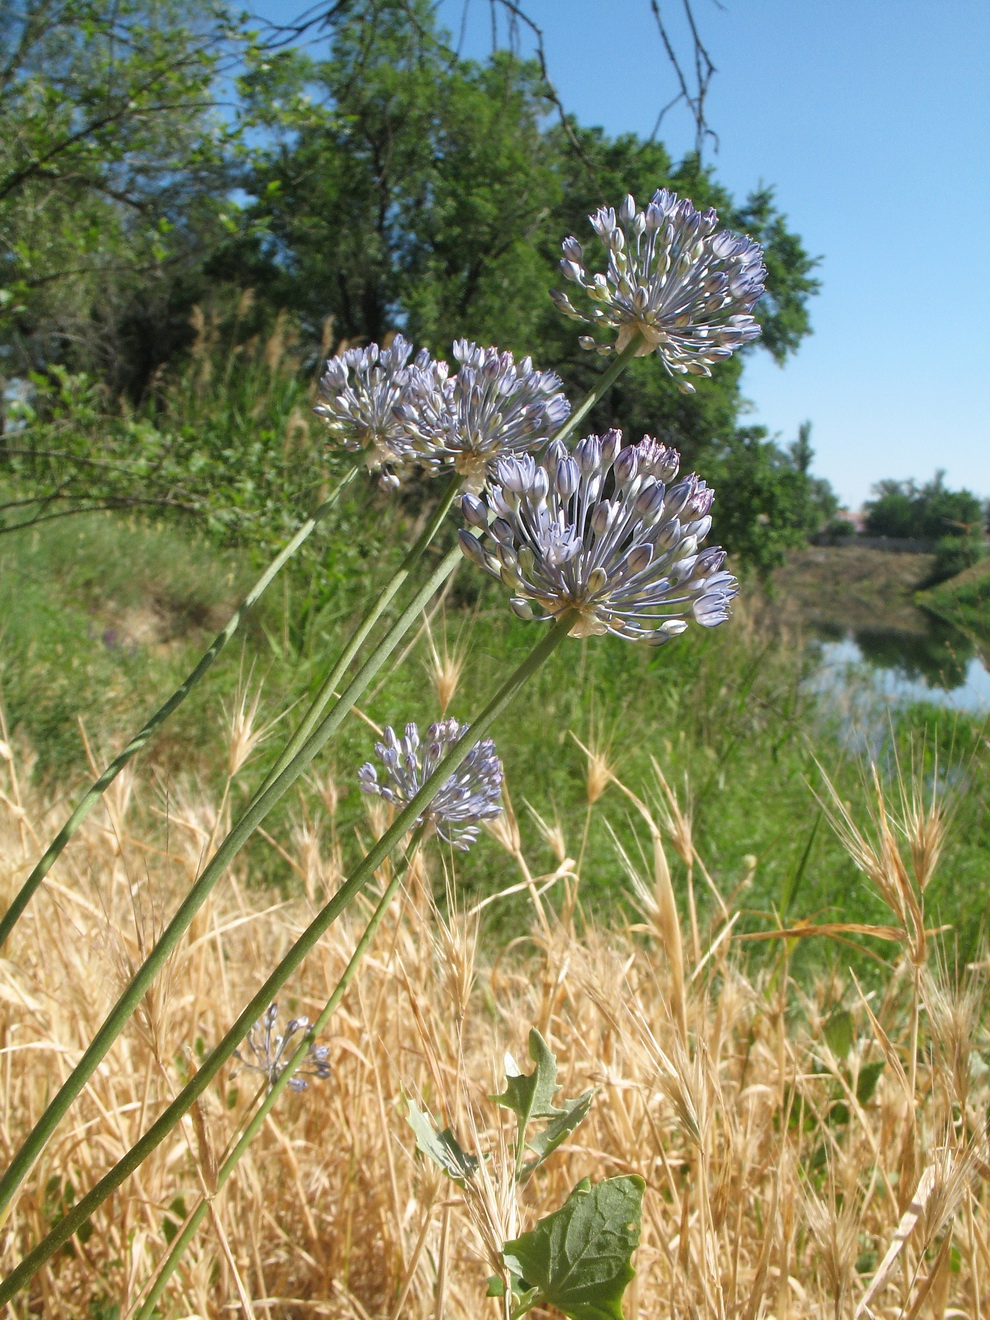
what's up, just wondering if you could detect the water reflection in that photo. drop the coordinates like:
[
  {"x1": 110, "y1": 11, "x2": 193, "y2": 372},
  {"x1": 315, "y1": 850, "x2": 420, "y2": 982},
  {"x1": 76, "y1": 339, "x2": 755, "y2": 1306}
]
[
  {"x1": 854, "y1": 619, "x2": 974, "y2": 689},
  {"x1": 808, "y1": 615, "x2": 990, "y2": 711}
]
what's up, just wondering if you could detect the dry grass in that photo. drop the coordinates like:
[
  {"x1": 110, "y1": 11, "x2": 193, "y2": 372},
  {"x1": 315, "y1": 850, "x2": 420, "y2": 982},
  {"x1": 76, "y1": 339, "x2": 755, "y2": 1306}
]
[{"x1": 0, "y1": 725, "x2": 988, "y2": 1319}]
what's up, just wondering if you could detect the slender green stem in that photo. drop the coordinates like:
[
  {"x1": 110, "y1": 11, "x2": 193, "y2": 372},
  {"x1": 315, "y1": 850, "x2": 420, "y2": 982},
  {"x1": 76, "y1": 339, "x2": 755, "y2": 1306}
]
[
  {"x1": 254, "y1": 472, "x2": 462, "y2": 798},
  {"x1": 0, "y1": 612, "x2": 576, "y2": 1304},
  {"x1": 0, "y1": 534, "x2": 467, "y2": 1225},
  {"x1": 549, "y1": 334, "x2": 644, "y2": 446},
  {"x1": 0, "y1": 462, "x2": 359, "y2": 953},
  {"x1": 134, "y1": 828, "x2": 425, "y2": 1320}
]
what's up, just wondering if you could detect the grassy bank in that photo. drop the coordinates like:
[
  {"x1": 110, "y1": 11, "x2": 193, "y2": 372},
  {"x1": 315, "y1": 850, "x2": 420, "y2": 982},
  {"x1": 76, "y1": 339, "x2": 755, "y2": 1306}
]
[
  {"x1": 919, "y1": 557, "x2": 990, "y2": 653},
  {"x1": 768, "y1": 542, "x2": 937, "y2": 633},
  {"x1": 1, "y1": 504, "x2": 988, "y2": 960}
]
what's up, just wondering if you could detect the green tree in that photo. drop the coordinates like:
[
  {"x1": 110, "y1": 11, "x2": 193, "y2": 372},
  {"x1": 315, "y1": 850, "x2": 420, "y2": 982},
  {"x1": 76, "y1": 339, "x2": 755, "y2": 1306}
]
[
  {"x1": 3, "y1": 0, "x2": 832, "y2": 576},
  {"x1": 865, "y1": 471, "x2": 988, "y2": 583},
  {"x1": 701, "y1": 423, "x2": 837, "y2": 575},
  {"x1": 864, "y1": 471, "x2": 986, "y2": 541},
  {"x1": 237, "y1": 1, "x2": 561, "y2": 353},
  {"x1": 0, "y1": 0, "x2": 241, "y2": 391}
]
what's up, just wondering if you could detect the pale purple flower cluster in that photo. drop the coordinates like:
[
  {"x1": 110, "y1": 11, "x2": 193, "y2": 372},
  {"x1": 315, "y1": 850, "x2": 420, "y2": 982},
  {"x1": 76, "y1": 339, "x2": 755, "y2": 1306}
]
[
  {"x1": 358, "y1": 720, "x2": 503, "y2": 850},
  {"x1": 459, "y1": 431, "x2": 738, "y2": 643},
  {"x1": 231, "y1": 1003, "x2": 332, "y2": 1094},
  {"x1": 551, "y1": 190, "x2": 766, "y2": 393},
  {"x1": 397, "y1": 340, "x2": 570, "y2": 492},
  {"x1": 314, "y1": 334, "x2": 447, "y2": 487}
]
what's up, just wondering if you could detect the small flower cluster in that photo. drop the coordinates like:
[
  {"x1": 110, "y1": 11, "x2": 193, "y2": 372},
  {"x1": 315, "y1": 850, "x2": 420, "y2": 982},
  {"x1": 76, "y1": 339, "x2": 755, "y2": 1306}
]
[
  {"x1": 317, "y1": 189, "x2": 761, "y2": 646},
  {"x1": 358, "y1": 720, "x2": 503, "y2": 850},
  {"x1": 460, "y1": 431, "x2": 737, "y2": 644},
  {"x1": 398, "y1": 340, "x2": 570, "y2": 491},
  {"x1": 551, "y1": 190, "x2": 766, "y2": 392},
  {"x1": 314, "y1": 334, "x2": 444, "y2": 487},
  {"x1": 231, "y1": 1003, "x2": 332, "y2": 1093},
  {"x1": 315, "y1": 337, "x2": 567, "y2": 493}
]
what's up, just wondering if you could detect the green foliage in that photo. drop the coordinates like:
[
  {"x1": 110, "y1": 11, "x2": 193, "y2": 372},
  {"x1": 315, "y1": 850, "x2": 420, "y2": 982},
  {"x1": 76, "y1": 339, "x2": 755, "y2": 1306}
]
[
  {"x1": 241, "y1": 9, "x2": 561, "y2": 353},
  {"x1": 864, "y1": 471, "x2": 987, "y2": 541},
  {"x1": 501, "y1": 1176, "x2": 644, "y2": 1320},
  {"x1": 917, "y1": 557, "x2": 990, "y2": 646},
  {"x1": 821, "y1": 516, "x2": 856, "y2": 540},
  {"x1": 702, "y1": 423, "x2": 838, "y2": 577},
  {"x1": 231, "y1": 0, "x2": 823, "y2": 556},
  {"x1": 407, "y1": 1030, "x2": 639, "y2": 1319},
  {"x1": 491, "y1": 1029, "x2": 595, "y2": 1179},
  {"x1": 863, "y1": 471, "x2": 987, "y2": 586},
  {"x1": 1, "y1": 0, "x2": 831, "y2": 575},
  {"x1": 406, "y1": 1101, "x2": 480, "y2": 1183},
  {"x1": 930, "y1": 532, "x2": 986, "y2": 585},
  {"x1": 0, "y1": 0, "x2": 244, "y2": 388},
  {"x1": 0, "y1": 306, "x2": 364, "y2": 547}
]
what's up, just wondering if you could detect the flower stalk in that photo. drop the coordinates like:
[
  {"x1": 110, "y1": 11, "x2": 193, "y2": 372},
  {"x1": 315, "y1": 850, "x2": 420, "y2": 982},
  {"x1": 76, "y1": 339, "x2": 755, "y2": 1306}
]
[
  {"x1": 0, "y1": 521, "x2": 469, "y2": 1225},
  {"x1": 253, "y1": 469, "x2": 463, "y2": 795},
  {"x1": 550, "y1": 332, "x2": 644, "y2": 445},
  {"x1": 133, "y1": 824, "x2": 428, "y2": 1320},
  {"x1": 0, "y1": 613, "x2": 576, "y2": 1303},
  {"x1": 0, "y1": 461, "x2": 360, "y2": 953}
]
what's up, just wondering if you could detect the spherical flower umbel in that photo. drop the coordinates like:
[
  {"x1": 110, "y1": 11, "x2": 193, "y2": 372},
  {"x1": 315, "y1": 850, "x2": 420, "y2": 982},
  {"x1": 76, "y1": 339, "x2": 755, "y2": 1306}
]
[
  {"x1": 396, "y1": 339, "x2": 570, "y2": 491},
  {"x1": 314, "y1": 334, "x2": 447, "y2": 486},
  {"x1": 459, "y1": 431, "x2": 738, "y2": 644},
  {"x1": 231, "y1": 1003, "x2": 332, "y2": 1094},
  {"x1": 358, "y1": 720, "x2": 503, "y2": 850},
  {"x1": 550, "y1": 190, "x2": 766, "y2": 393}
]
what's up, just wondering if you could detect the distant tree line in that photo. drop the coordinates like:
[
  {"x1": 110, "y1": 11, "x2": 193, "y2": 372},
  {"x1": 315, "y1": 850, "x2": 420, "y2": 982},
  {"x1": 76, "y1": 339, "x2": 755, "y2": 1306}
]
[
  {"x1": 863, "y1": 471, "x2": 988, "y2": 582},
  {"x1": 1, "y1": 0, "x2": 837, "y2": 574}
]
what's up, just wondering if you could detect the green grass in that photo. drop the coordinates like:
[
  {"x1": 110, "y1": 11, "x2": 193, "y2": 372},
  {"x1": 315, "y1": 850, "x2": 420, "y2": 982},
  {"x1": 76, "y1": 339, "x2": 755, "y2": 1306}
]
[
  {"x1": 2, "y1": 497, "x2": 987, "y2": 969},
  {"x1": 918, "y1": 556, "x2": 990, "y2": 649}
]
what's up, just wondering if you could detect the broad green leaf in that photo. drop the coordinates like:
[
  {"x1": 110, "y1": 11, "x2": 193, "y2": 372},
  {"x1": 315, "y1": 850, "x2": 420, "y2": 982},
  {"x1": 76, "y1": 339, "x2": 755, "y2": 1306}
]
[
  {"x1": 856, "y1": 1059, "x2": 885, "y2": 1106},
  {"x1": 491, "y1": 1029, "x2": 567, "y2": 1125},
  {"x1": 823, "y1": 1009, "x2": 854, "y2": 1059},
  {"x1": 485, "y1": 1274, "x2": 540, "y2": 1312},
  {"x1": 502, "y1": 1175, "x2": 644, "y2": 1320},
  {"x1": 405, "y1": 1100, "x2": 478, "y2": 1183},
  {"x1": 491, "y1": 1029, "x2": 595, "y2": 1175},
  {"x1": 523, "y1": 1090, "x2": 595, "y2": 1176}
]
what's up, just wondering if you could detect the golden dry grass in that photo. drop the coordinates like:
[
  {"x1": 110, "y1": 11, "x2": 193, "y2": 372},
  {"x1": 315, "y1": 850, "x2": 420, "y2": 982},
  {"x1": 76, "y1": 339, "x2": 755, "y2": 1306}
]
[{"x1": 0, "y1": 725, "x2": 988, "y2": 1319}]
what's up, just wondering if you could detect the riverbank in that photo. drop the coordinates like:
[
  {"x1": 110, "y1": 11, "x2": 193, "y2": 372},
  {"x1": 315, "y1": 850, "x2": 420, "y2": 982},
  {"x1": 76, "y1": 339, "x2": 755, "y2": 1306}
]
[
  {"x1": 766, "y1": 542, "x2": 936, "y2": 633},
  {"x1": 917, "y1": 557, "x2": 990, "y2": 654}
]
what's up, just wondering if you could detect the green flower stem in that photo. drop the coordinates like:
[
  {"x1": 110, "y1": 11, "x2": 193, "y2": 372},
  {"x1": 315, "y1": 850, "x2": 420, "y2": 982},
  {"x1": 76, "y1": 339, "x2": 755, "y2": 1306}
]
[
  {"x1": 550, "y1": 333, "x2": 644, "y2": 446},
  {"x1": 253, "y1": 471, "x2": 463, "y2": 798},
  {"x1": 0, "y1": 462, "x2": 360, "y2": 953},
  {"x1": 0, "y1": 611, "x2": 576, "y2": 1304},
  {"x1": 0, "y1": 529, "x2": 468, "y2": 1226},
  {"x1": 134, "y1": 827, "x2": 425, "y2": 1320}
]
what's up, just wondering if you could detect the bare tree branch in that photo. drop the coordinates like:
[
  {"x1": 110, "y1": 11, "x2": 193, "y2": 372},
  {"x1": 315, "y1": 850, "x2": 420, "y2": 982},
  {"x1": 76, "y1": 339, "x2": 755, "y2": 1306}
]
[
  {"x1": 648, "y1": 0, "x2": 718, "y2": 155},
  {"x1": 248, "y1": 0, "x2": 722, "y2": 188}
]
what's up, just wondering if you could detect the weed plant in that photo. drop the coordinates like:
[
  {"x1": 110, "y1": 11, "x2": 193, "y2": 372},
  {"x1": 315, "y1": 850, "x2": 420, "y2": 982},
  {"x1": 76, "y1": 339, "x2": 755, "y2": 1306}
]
[
  {"x1": 0, "y1": 731, "x2": 987, "y2": 1315},
  {"x1": 0, "y1": 187, "x2": 987, "y2": 1314}
]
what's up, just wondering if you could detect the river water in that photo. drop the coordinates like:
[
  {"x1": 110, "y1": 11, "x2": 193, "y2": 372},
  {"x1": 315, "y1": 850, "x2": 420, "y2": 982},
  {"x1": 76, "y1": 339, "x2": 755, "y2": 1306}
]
[{"x1": 807, "y1": 618, "x2": 990, "y2": 714}]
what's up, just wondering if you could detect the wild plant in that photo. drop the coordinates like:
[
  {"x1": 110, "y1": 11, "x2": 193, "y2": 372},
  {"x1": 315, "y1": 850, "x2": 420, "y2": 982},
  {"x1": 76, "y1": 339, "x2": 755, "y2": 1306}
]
[
  {"x1": 0, "y1": 728, "x2": 986, "y2": 1315},
  {"x1": 0, "y1": 185, "x2": 783, "y2": 1308}
]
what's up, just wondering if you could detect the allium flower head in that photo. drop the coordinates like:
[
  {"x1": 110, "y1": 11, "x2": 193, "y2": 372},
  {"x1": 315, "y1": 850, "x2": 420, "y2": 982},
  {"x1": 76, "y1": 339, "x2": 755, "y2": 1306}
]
[
  {"x1": 396, "y1": 340, "x2": 570, "y2": 492},
  {"x1": 314, "y1": 334, "x2": 447, "y2": 486},
  {"x1": 358, "y1": 719, "x2": 503, "y2": 850},
  {"x1": 231, "y1": 1003, "x2": 332, "y2": 1093},
  {"x1": 458, "y1": 431, "x2": 738, "y2": 643},
  {"x1": 551, "y1": 190, "x2": 766, "y2": 393}
]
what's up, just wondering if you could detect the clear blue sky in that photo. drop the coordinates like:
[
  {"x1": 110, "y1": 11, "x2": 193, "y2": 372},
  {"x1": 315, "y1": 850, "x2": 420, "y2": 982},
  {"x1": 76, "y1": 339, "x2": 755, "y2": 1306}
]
[{"x1": 256, "y1": 1, "x2": 990, "y2": 509}]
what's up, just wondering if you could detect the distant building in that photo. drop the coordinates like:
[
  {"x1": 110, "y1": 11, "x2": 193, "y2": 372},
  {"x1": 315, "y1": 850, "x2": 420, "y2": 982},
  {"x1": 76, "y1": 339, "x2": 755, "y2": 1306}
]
[{"x1": 834, "y1": 508, "x2": 867, "y2": 534}]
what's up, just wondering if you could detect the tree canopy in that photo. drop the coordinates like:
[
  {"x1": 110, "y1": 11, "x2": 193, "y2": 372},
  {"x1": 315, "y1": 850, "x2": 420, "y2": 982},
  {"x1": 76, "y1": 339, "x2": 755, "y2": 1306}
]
[{"x1": 1, "y1": 0, "x2": 835, "y2": 574}]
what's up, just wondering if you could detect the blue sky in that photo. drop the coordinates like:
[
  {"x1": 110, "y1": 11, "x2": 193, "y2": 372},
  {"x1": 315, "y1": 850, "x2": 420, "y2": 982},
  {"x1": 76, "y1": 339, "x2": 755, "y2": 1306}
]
[
  {"x1": 255, "y1": 1, "x2": 990, "y2": 509},
  {"x1": 436, "y1": 0, "x2": 990, "y2": 510}
]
